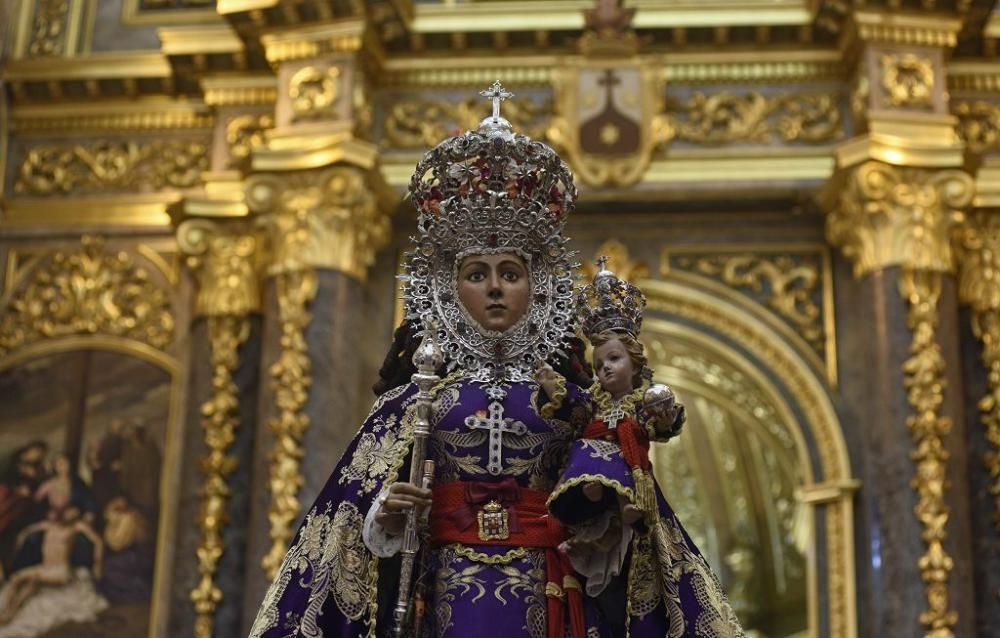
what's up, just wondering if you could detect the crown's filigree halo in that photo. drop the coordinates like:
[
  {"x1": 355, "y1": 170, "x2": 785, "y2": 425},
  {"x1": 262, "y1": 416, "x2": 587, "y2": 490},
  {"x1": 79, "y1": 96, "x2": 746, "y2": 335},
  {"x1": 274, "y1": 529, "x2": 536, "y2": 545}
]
[
  {"x1": 403, "y1": 82, "x2": 579, "y2": 384},
  {"x1": 577, "y1": 256, "x2": 647, "y2": 340}
]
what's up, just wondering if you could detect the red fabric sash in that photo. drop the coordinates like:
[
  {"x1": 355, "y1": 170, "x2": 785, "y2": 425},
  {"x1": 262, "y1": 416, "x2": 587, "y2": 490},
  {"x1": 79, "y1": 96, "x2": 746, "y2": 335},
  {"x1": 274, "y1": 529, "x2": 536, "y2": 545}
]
[
  {"x1": 583, "y1": 417, "x2": 651, "y2": 471},
  {"x1": 430, "y1": 481, "x2": 585, "y2": 638}
]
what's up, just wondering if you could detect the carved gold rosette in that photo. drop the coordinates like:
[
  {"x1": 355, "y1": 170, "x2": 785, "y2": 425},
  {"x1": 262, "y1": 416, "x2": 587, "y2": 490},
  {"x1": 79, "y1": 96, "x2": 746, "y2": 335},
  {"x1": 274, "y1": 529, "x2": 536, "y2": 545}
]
[
  {"x1": 898, "y1": 269, "x2": 958, "y2": 638},
  {"x1": 177, "y1": 220, "x2": 260, "y2": 638},
  {"x1": 826, "y1": 161, "x2": 974, "y2": 277},
  {"x1": 954, "y1": 211, "x2": 1000, "y2": 534},
  {"x1": 261, "y1": 266, "x2": 317, "y2": 579}
]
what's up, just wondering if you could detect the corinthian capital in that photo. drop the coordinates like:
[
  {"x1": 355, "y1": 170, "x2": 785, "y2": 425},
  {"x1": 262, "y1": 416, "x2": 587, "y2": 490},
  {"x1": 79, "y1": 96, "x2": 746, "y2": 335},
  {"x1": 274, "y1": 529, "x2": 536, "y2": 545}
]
[
  {"x1": 954, "y1": 211, "x2": 1000, "y2": 312},
  {"x1": 177, "y1": 219, "x2": 262, "y2": 317},
  {"x1": 248, "y1": 166, "x2": 392, "y2": 281},
  {"x1": 825, "y1": 161, "x2": 974, "y2": 277}
]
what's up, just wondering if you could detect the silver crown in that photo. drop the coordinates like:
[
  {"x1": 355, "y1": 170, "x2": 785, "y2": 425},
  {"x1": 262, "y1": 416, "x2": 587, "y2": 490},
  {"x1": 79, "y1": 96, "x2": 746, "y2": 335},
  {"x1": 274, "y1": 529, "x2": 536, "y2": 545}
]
[
  {"x1": 577, "y1": 257, "x2": 647, "y2": 340},
  {"x1": 403, "y1": 82, "x2": 579, "y2": 384}
]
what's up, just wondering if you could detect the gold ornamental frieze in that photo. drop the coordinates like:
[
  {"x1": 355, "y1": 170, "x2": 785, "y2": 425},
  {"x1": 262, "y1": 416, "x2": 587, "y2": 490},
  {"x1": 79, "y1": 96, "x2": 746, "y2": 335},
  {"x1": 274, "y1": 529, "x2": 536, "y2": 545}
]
[
  {"x1": 247, "y1": 167, "x2": 391, "y2": 281},
  {"x1": 898, "y1": 268, "x2": 958, "y2": 638},
  {"x1": 549, "y1": 60, "x2": 672, "y2": 187},
  {"x1": 15, "y1": 139, "x2": 209, "y2": 195},
  {"x1": 826, "y1": 161, "x2": 974, "y2": 277},
  {"x1": 953, "y1": 101, "x2": 1000, "y2": 154},
  {"x1": 383, "y1": 97, "x2": 552, "y2": 150},
  {"x1": 668, "y1": 91, "x2": 843, "y2": 145},
  {"x1": 666, "y1": 251, "x2": 826, "y2": 360},
  {"x1": 0, "y1": 235, "x2": 175, "y2": 358}
]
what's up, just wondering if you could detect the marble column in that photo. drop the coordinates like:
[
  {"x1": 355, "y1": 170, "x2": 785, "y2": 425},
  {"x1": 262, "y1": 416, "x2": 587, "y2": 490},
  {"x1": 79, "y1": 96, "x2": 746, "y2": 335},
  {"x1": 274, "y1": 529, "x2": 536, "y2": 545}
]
[{"x1": 170, "y1": 219, "x2": 263, "y2": 638}]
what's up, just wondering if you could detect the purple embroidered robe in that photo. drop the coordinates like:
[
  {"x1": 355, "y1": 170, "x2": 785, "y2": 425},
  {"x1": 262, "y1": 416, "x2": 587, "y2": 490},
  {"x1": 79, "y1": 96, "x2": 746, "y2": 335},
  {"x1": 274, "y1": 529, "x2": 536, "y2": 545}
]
[{"x1": 249, "y1": 377, "x2": 745, "y2": 638}]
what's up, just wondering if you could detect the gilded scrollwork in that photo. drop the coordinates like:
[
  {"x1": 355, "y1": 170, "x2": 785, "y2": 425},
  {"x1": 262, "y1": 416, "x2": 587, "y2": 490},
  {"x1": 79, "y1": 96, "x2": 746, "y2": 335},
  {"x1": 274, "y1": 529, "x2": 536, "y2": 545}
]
[
  {"x1": 0, "y1": 236, "x2": 174, "y2": 357},
  {"x1": 226, "y1": 113, "x2": 275, "y2": 163},
  {"x1": 177, "y1": 220, "x2": 260, "y2": 638},
  {"x1": 880, "y1": 53, "x2": 935, "y2": 109},
  {"x1": 953, "y1": 211, "x2": 1000, "y2": 536},
  {"x1": 952, "y1": 101, "x2": 1000, "y2": 154},
  {"x1": 898, "y1": 268, "x2": 957, "y2": 638},
  {"x1": 261, "y1": 267, "x2": 318, "y2": 579},
  {"x1": 667, "y1": 92, "x2": 843, "y2": 145},
  {"x1": 28, "y1": 0, "x2": 70, "y2": 57},
  {"x1": 670, "y1": 253, "x2": 824, "y2": 357},
  {"x1": 192, "y1": 313, "x2": 250, "y2": 638},
  {"x1": 382, "y1": 97, "x2": 553, "y2": 149},
  {"x1": 826, "y1": 161, "x2": 974, "y2": 277},
  {"x1": 15, "y1": 139, "x2": 209, "y2": 195}
]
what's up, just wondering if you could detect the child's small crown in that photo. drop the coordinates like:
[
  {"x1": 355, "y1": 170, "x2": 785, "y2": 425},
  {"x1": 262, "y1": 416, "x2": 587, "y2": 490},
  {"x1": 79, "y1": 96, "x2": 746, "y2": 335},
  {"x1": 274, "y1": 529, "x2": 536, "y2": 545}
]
[{"x1": 576, "y1": 257, "x2": 646, "y2": 340}]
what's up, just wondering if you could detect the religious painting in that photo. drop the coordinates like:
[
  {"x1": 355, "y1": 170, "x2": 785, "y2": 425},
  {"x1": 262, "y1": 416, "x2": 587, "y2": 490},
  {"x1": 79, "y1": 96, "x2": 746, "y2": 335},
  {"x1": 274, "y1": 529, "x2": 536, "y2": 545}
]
[
  {"x1": 0, "y1": 348, "x2": 172, "y2": 638},
  {"x1": 549, "y1": 61, "x2": 671, "y2": 187}
]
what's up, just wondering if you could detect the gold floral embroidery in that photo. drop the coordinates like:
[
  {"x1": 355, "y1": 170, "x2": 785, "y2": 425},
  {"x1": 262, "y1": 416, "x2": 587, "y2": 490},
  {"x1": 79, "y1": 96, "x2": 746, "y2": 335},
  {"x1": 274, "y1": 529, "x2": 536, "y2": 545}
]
[
  {"x1": 339, "y1": 413, "x2": 411, "y2": 496},
  {"x1": 249, "y1": 502, "x2": 373, "y2": 638},
  {"x1": 653, "y1": 515, "x2": 746, "y2": 638},
  {"x1": 434, "y1": 547, "x2": 488, "y2": 638}
]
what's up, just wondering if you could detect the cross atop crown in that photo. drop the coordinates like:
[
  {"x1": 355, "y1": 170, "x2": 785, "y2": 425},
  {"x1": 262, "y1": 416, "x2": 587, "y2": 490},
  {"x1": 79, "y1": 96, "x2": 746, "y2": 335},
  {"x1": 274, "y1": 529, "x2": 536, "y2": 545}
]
[{"x1": 480, "y1": 80, "x2": 514, "y2": 121}]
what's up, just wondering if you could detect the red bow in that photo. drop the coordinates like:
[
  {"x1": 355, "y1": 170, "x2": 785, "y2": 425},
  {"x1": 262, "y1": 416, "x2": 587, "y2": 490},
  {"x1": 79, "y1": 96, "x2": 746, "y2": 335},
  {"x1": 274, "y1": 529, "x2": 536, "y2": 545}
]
[{"x1": 446, "y1": 479, "x2": 523, "y2": 533}]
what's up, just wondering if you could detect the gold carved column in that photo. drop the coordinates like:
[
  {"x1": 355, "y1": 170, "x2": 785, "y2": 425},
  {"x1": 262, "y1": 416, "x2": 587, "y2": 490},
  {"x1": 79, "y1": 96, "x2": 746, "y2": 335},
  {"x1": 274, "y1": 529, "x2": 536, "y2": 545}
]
[
  {"x1": 175, "y1": 215, "x2": 262, "y2": 638},
  {"x1": 821, "y1": 10, "x2": 976, "y2": 638},
  {"x1": 227, "y1": 17, "x2": 394, "y2": 628}
]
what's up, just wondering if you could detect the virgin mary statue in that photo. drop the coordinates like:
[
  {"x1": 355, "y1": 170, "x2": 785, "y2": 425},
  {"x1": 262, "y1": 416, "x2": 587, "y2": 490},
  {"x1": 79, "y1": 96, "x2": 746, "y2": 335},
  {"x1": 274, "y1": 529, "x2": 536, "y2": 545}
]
[{"x1": 249, "y1": 83, "x2": 746, "y2": 638}]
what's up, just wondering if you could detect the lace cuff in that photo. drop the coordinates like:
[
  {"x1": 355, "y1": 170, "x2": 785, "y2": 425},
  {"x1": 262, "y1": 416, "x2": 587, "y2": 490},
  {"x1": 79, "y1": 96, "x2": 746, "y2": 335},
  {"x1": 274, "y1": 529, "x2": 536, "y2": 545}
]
[
  {"x1": 362, "y1": 489, "x2": 403, "y2": 558},
  {"x1": 562, "y1": 511, "x2": 633, "y2": 597},
  {"x1": 538, "y1": 374, "x2": 568, "y2": 418}
]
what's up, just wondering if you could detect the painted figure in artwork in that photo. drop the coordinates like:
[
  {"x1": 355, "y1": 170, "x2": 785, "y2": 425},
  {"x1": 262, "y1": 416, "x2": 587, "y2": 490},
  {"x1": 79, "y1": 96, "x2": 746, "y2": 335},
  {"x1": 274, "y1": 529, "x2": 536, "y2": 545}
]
[
  {"x1": 249, "y1": 83, "x2": 746, "y2": 638},
  {"x1": 0, "y1": 504, "x2": 109, "y2": 636}
]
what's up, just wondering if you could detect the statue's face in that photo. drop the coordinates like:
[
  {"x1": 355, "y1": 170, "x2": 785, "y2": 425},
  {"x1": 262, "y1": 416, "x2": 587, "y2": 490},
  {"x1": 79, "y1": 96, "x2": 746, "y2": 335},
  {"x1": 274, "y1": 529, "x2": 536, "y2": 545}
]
[
  {"x1": 593, "y1": 337, "x2": 636, "y2": 399},
  {"x1": 456, "y1": 252, "x2": 530, "y2": 333}
]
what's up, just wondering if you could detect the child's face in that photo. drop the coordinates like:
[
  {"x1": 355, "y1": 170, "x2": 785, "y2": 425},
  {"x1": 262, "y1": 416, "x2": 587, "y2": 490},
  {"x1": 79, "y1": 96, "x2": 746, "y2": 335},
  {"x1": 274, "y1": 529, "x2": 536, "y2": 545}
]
[{"x1": 593, "y1": 338, "x2": 635, "y2": 399}]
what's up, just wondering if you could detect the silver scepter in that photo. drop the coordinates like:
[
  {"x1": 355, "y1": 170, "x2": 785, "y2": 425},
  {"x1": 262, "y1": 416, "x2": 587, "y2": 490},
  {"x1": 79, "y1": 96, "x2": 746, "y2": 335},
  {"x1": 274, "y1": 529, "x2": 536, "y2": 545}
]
[{"x1": 393, "y1": 321, "x2": 443, "y2": 638}]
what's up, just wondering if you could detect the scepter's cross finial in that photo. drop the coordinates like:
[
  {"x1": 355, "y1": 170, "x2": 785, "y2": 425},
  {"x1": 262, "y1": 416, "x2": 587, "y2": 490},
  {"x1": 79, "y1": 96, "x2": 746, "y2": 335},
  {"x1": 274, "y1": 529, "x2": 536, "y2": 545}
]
[
  {"x1": 480, "y1": 80, "x2": 514, "y2": 120},
  {"x1": 596, "y1": 255, "x2": 609, "y2": 272}
]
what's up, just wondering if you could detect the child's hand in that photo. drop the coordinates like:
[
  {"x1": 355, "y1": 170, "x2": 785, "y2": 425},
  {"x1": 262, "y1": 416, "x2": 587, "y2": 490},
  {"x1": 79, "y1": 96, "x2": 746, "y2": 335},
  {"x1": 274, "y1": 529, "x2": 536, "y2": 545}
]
[{"x1": 535, "y1": 362, "x2": 560, "y2": 399}]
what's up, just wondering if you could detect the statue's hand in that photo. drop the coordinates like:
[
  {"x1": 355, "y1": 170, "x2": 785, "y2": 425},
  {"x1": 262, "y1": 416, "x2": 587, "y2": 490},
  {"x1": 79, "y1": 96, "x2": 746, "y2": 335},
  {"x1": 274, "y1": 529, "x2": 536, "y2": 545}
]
[
  {"x1": 376, "y1": 482, "x2": 433, "y2": 535},
  {"x1": 534, "y1": 362, "x2": 560, "y2": 400},
  {"x1": 582, "y1": 481, "x2": 604, "y2": 502}
]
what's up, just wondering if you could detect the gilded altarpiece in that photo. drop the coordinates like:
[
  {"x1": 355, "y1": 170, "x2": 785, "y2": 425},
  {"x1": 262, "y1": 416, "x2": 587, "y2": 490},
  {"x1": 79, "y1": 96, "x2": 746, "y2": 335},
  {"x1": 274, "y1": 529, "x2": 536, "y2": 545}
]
[{"x1": 4, "y1": 1, "x2": 1000, "y2": 638}]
